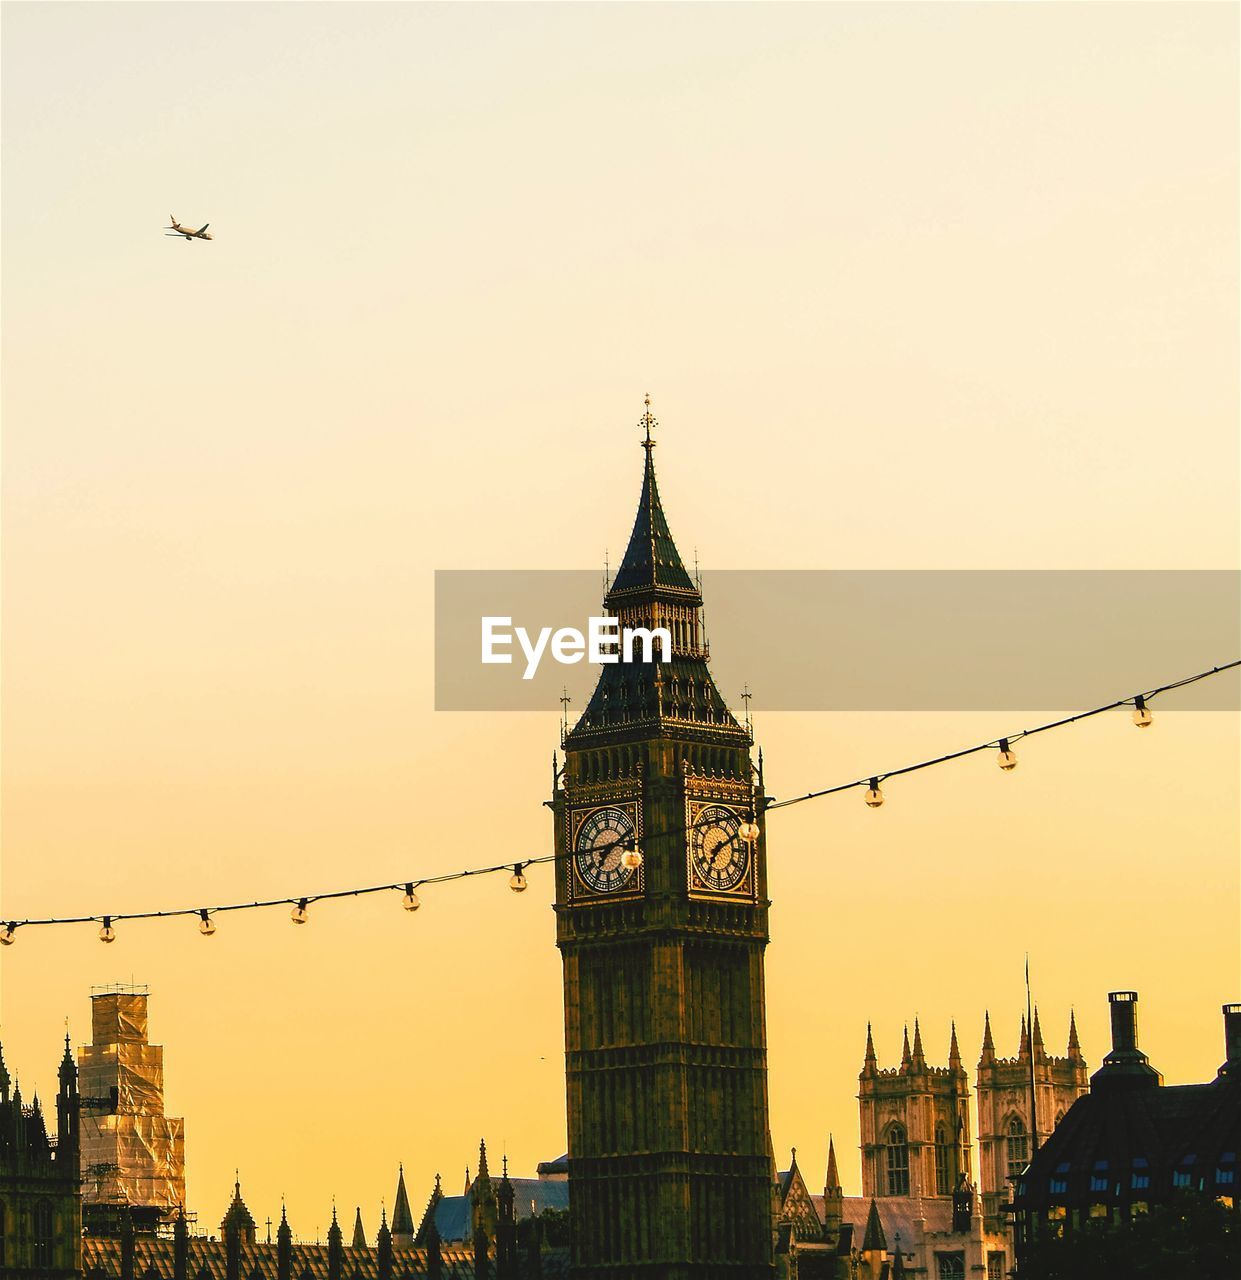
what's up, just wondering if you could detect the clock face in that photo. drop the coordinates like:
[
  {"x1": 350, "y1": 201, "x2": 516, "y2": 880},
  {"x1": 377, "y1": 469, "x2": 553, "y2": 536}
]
[
  {"x1": 574, "y1": 806, "x2": 638, "y2": 895},
  {"x1": 690, "y1": 804, "x2": 750, "y2": 893}
]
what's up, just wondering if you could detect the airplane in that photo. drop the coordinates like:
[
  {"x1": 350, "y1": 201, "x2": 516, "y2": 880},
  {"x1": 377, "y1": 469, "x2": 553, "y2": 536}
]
[{"x1": 165, "y1": 215, "x2": 212, "y2": 241}]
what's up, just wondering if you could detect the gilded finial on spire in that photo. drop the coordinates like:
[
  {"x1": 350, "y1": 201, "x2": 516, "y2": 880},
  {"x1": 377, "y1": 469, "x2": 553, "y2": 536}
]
[{"x1": 639, "y1": 393, "x2": 658, "y2": 451}]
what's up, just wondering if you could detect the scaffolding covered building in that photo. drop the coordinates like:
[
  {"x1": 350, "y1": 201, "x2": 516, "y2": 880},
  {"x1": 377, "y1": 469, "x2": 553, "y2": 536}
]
[{"x1": 78, "y1": 983, "x2": 186, "y2": 1233}]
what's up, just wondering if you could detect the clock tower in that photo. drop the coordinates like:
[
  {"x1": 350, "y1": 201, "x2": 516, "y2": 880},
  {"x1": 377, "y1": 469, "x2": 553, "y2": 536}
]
[{"x1": 551, "y1": 400, "x2": 775, "y2": 1279}]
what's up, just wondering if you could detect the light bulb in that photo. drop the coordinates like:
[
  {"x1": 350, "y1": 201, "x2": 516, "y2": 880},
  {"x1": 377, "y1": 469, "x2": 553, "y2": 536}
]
[
  {"x1": 291, "y1": 899, "x2": 309, "y2": 925},
  {"x1": 1132, "y1": 696, "x2": 1153, "y2": 728},
  {"x1": 509, "y1": 864, "x2": 528, "y2": 893},
  {"x1": 402, "y1": 883, "x2": 421, "y2": 912},
  {"x1": 739, "y1": 813, "x2": 760, "y2": 844},
  {"x1": 997, "y1": 739, "x2": 1018, "y2": 771},
  {"x1": 864, "y1": 778, "x2": 884, "y2": 809},
  {"x1": 99, "y1": 917, "x2": 116, "y2": 944},
  {"x1": 620, "y1": 845, "x2": 643, "y2": 870},
  {"x1": 0, "y1": 923, "x2": 16, "y2": 947},
  {"x1": 198, "y1": 910, "x2": 216, "y2": 937}
]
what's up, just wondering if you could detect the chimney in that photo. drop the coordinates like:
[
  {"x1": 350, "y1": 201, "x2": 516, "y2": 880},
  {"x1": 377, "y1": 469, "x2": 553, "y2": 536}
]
[
  {"x1": 1109, "y1": 991, "x2": 1139, "y2": 1053},
  {"x1": 1089, "y1": 990, "x2": 1162, "y2": 1091},
  {"x1": 1222, "y1": 1004, "x2": 1241, "y2": 1074}
]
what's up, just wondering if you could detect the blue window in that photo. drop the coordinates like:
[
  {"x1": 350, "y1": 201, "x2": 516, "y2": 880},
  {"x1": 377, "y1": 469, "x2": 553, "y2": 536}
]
[
  {"x1": 1173, "y1": 1170, "x2": 1192, "y2": 1188},
  {"x1": 1090, "y1": 1175, "x2": 1108, "y2": 1192},
  {"x1": 1131, "y1": 1173, "x2": 1150, "y2": 1190},
  {"x1": 1216, "y1": 1169, "x2": 1235, "y2": 1185}
]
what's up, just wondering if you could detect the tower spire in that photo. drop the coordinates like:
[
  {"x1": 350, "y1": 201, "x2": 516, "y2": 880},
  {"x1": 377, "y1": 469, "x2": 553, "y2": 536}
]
[
  {"x1": 911, "y1": 1017, "x2": 926, "y2": 1067},
  {"x1": 1032, "y1": 1005, "x2": 1046, "y2": 1057},
  {"x1": 863, "y1": 1022, "x2": 878, "y2": 1075},
  {"x1": 948, "y1": 1020, "x2": 962, "y2": 1070},
  {"x1": 901, "y1": 1024, "x2": 913, "y2": 1070},
  {"x1": 391, "y1": 1163, "x2": 415, "y2": 1247},
  {"x1": 1067, "y1": 1008, "x2": 1082, "y2": 1060},
  {"x1": 1019, "y1": 1013, "x2": 1031, "y2": 1059},
  {"x1": 980, "y1": 1010, "x2": 995, "y2": 1063}
]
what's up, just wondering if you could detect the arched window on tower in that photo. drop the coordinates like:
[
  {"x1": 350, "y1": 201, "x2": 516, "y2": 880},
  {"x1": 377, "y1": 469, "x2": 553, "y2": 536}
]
[
  {"x1": 886, "y1": 1124, "x2": 910, "y2": 1196},
  {"x1": 935, "y1": 1123, "x2": 954, "y2": 1195},
  {"x1": 1006, "y1": 1117, "x2": 1029, "y2": 1181}
]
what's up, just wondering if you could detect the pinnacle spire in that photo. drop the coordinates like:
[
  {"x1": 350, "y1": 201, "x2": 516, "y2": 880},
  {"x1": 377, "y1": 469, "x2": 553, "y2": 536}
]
[
  {"x1": 1032, "y1": 1005, "x2": 1045, "y2": 1055},
  {"x1": 981, "y1": 1010, "x2": 995, "y2": 1061},
  {"x1": 352, "y1": 1206, "x2": 366, "y2": 1249},
  {"x1": 901, "y1": 1024, "x2": 913, "y2": 1068},
  {"x1": 477, "y1": 1138, "x2": 491, "y2": 1183},
  {"x1": 391, "y1": 1164, "x2": 415, "y2": 1239},
  {"x1": 825, "y1": 1136, "x2": 841, "y2": 1193},
  {"x1": 865, "y1": 1022, "x2": 877, "y2": 1066},
  {"x1": 1019, "y1": 1013, "x2": 1031, "y2": 1059},
  {"x1": 948, "y1": 1020, "x2": 962, "y2": 1069},
  {"x1": 1067, "y1": 1008, "x2": 1082, "y2": 1059},
  {"x1": 911, "y1": 1017, "x2": 925, "y2": 1065},
  {"x1": 862, "y1": 1198, "x2": 887, "y2": 1252}
]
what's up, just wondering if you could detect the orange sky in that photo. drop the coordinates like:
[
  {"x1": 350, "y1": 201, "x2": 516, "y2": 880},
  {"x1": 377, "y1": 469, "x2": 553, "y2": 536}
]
[{"x1": 2, "y1": 1, "x2": 1237, "y2": 1239}]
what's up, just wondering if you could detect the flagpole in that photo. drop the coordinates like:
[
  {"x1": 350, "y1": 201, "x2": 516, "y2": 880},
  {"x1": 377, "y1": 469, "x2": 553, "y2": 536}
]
[{"x1": 1026, "y1": 953, "x2": 1040, "y2": 1155}]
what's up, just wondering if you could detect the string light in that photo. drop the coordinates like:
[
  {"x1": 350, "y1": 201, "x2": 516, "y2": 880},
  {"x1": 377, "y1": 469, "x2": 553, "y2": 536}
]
[
  {"x1": 198, "y1": 910, "x2": 216, "y2": 937},
  {"x1": 0, "y1": 661, "x2": 1231, "y2": 943},
  {"x1": 997, "y1": 739, "x2": 1018, "y2": 771}
]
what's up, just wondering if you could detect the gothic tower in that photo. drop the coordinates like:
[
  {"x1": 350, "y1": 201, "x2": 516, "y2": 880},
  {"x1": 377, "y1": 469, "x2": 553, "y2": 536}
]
[
  {"x1": 858, "y1": 1020, "x2": 972, "y2": 1202},
  {"x1": 975, "y1": 1009, "x2": 1088, "y2": 1231},
  {"x1": 552, "y1": 401, "x2": 774, "y2": 1278}
]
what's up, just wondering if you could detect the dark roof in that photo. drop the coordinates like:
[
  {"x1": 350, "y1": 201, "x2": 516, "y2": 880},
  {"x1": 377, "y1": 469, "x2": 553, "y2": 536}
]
[
  {"x1": 1013, "y1": 1069, "x2": 1240, "y2": 1210},
  {"x1": 83, "y1": 1237, "x2": 479, "y2": 1279},
  {"x1": 535, "y1": 1154, "x2": 568, "y2": 1177},
  {"x1": 808, "y1": 1194, "x2": 956, "y2": 1247},
  {"x1": 432, "y1": 1180, "x2": 569, "y2": 1242}
]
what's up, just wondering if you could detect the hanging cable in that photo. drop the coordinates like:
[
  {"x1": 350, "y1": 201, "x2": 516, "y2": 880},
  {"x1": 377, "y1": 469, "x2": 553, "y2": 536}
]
[{"x1": 0, "y1": 660, "x2": 1233, "y2": 941}]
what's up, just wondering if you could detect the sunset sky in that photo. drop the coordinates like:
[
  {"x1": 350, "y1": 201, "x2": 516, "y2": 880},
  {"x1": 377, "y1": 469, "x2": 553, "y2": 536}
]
[{"x1": 2, "y1": 1, "x2": 1237, "y2": 1240}]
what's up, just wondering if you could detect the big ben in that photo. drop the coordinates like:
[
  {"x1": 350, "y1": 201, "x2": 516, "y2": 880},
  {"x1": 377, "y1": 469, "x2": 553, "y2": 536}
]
[{"x1": 551, "y1": 400, "x2": 775, "y2": 1278}]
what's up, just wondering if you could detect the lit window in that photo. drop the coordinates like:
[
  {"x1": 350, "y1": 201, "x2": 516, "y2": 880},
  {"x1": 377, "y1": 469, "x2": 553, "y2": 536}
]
[
  {"x1": 986, "y1": 1254, "x2": 1005, "y2": 1280},
  {"x1": 1006, "y1": 1118, "x2": 1029, "y2": 1181},
  {"x1": 1216, "y1": 1169, "x2": 1235, "y2": 1185},
  {"x1": 887, "y1": 1125, "x2": 910, "y2": 1196},
  {"x1": 1131, "y1": 1201, "x2": 1149, "y2": 1217},
  {"x1": 1050, "y1": 1162, "x2": 1069, "y2": 1196},
  {"x1": 1088, "y1": 1203, "x2": 1109, "y2": 1220},
  {"x1": 1131, "y1": 1173, "x2": 1150, "y2": 1190}
]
